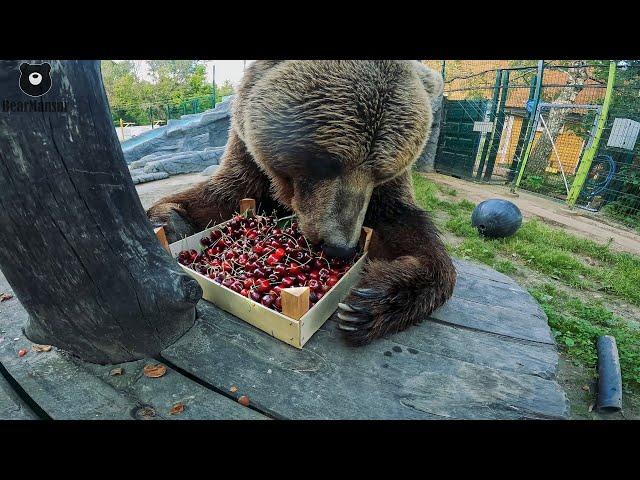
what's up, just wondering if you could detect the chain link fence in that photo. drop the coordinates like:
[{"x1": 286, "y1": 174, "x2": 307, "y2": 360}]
[{"x1": 425, "y1": 60, "x2": 640, "y2": 233}]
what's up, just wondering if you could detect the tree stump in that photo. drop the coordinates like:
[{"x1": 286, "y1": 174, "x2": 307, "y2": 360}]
[{"x1": 0, "y1": 60, "x2": 202, "y2": 364}]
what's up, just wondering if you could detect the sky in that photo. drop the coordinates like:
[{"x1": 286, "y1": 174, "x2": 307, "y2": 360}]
[{"x1": 130, "y1": 60, "x2": 255, "y2": 86}]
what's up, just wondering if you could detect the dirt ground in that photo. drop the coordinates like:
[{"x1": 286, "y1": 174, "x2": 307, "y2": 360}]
[{"x1": 425, "y1": 172, "x2": 640, "y2": 256}]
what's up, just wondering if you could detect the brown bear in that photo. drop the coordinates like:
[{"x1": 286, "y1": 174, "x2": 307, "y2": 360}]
[{"x1": 147, "y1": 60, "x2": 457, "y2": 345}]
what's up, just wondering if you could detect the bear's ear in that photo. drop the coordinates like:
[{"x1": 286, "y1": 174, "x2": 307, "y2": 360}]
[
  {"x1": 412, "y1": 61, "x2": 444, "y2": 99},
  {"x1": 19, "y1": 63, "x2": 29, "y2": 73}
]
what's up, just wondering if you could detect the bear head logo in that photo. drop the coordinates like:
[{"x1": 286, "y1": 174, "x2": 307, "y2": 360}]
[{"x1": 19, "y1": 63, "x2": 52, "y2": 97}]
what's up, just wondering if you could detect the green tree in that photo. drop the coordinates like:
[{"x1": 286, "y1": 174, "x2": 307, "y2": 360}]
[{"x1": 100, "y1": 60, "x2": 235, "y2": 126}]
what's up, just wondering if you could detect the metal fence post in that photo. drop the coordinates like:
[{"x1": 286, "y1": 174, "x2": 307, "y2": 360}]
[
  {"x1": 483, "y1": 69, "x2": 510, "y2": 181},
  {"x1": 475, "y1": 70, "x2": 502, "y2": 180},
  {"x1": 512, "y1": 60, "x2": 545, "y2": 192},
  {"x1": 566, "y1": 61, "x2": 617, "y2": 207},
  {"x1": 507, "y1": 73, "x2": 537, "y2": 181}
]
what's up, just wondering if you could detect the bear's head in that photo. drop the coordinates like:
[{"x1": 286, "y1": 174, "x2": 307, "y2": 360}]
[
  {"x1": 233, "y1": 60, "x2": 443, "y2": 258},
  {"x1": 19, "y1": 62, "x2": 52, "y2": 97}
]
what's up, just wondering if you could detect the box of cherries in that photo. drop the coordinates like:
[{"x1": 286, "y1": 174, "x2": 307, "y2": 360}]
[{"x1": 167, "y1": 199, "x2": 371, "y2": 348}]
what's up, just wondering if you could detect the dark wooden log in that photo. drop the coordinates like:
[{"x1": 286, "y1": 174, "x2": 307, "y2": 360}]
[{"x1": 0, "y1": 60, "x2": 202, "y2": 364}]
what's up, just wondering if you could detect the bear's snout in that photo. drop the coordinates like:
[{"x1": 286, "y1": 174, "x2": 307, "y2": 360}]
[{"x1": 321, "y1": 243, "x2": 358, "y2": 260}]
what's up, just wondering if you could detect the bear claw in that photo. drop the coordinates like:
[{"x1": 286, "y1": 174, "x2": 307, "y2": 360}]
[
  {"x1": 337, "y1": 311, "x2": 371, "y2": 324},
  {"x1": 352, "y1": 288, "x2": 378, "y2": 299}
]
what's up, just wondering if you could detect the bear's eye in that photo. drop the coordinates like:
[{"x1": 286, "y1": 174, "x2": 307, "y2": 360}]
[{"x1": 273, "y1": 147, "x2": 343, "y2": 181}]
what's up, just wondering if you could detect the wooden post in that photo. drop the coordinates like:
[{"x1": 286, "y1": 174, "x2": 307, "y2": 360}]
[
  {"x1": 239, "y1": 198, "x2": 256, "y2": 215},
  {"x1": 0, "y1": 60, "x2": 202, "y2": 364},
  {"x1": 281, "y1": 287, "x2": 310, "y2": 320}
]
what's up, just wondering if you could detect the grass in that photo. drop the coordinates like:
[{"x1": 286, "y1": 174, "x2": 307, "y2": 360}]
[
  {"x1": 531, "y1": 284, "x2": 640, "y2": 388},
  {"x1": 412, "y1": 171, "x2": 640, "y2": 390}
]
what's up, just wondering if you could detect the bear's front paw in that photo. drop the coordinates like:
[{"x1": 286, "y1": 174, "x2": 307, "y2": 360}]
[{"x1": 336, "y1": 256, "x2": 456, "y2": 346}]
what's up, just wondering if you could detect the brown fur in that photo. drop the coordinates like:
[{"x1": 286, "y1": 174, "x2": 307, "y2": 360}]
[{"x1": 147, "y1": 60, "x2": 456, "y2": 345}]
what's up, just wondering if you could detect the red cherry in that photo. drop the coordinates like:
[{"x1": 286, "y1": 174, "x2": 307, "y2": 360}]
[
  {"x1": 250, "y1": 290, "x2": 262, "y2": 302},
  {"x1": 274, "y1": 247, "x2": 286, "y2": 258},
  {"x1": 261, "y1": 294, "x2": 275, "y2": 307},
  {"x1": 327, "y1": 275, "x2": 339, "y2": 287},
  {"x1": 310, "y1": 271, "x2": 320, "y2": 281},
  {"x1": 308, "y1": 279, "x2": 320, "y2": 291},
  {"x1": 256, "y1": 279, "x2": 271, "y2": 293},
  {"x1": 296, "y1": 273, "x2": 307, "y2": 284},
  {"x1": 240, "y1": 289, "x2": 249, "y2": 297},
  {"x1": 266, "y1": 254, "x2": 280, "y2": 266},
  {"x1": 243, "y1": 278, "x2": 254, "y2": 289},
  {"x1": 268, "y1": 274, "x2": 279, "y2": 283},
  {"x1": 282, "y1": 277, "x2": 295, "y2": 288},
  {"x1": 274, "y1": 296, "x2": 282, "y2": 310},
  {"x1": 287, "y1": 264, "x2": 301, "y2": 275}
]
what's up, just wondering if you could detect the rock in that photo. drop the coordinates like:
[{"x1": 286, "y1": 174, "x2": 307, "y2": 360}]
[
  {"x1": 143, "y1": 147, "x2": 225, "y2": 175},
  {"x1": 201, "y1": 164, "x2": 220, "y2": 176},
  {"x1": 131, "y1": 171, "x2": 170, "y2": 184},
  {"x1": 121, "y1": 96, "x2": 233, "y2": 165},
  {"x1": 129, "y1": 152, "x2": 178, "y2": 169}
]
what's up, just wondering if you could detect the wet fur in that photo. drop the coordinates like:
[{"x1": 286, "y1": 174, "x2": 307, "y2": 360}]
[{"x1": 147, "y1": 60, "x2": 456, "y2": 345}]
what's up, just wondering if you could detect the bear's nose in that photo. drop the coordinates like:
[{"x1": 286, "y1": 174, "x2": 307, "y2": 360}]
[{"x1": 321, "y1": 243, "x2": 357, "y2": 260}]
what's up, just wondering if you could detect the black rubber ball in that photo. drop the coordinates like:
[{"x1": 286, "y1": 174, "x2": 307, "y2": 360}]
[{"x1": 471, "y1": 199, "x2": 522, "y2": 239}]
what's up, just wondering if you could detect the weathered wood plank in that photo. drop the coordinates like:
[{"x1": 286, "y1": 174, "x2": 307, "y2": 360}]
[
  {"x1": 451, "y1": 273, "x2": 544, "y2": 316},
  {"x1": 162, "y1": 299, "x2": 569, "y2": 419},
  {"x1": 0, "y1": 287, "x2": 139, "y2": 419},
  {"x1": 0, "y1": 371, "x2": 38, "y2": 420},
  {"x1": 430, "y1": 296, "x2": 555, "y2": 345},
  {"x1": 344, "y1": 316, "x2": 558, "y2": 379},
  {"x1": 452, "y1": 258, "x2": 516, "y2": 286},
  {"x1": 79, "y1": 359, "x2": 267, "y2": 420},
  {"x1": 0, "y1": 271, "x2": 265, "y2": 420}
]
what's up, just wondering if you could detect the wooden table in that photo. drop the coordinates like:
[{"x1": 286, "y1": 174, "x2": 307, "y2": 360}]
[{"x1": 0, "y1": 259, "x2": 568, "y2": 420}]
